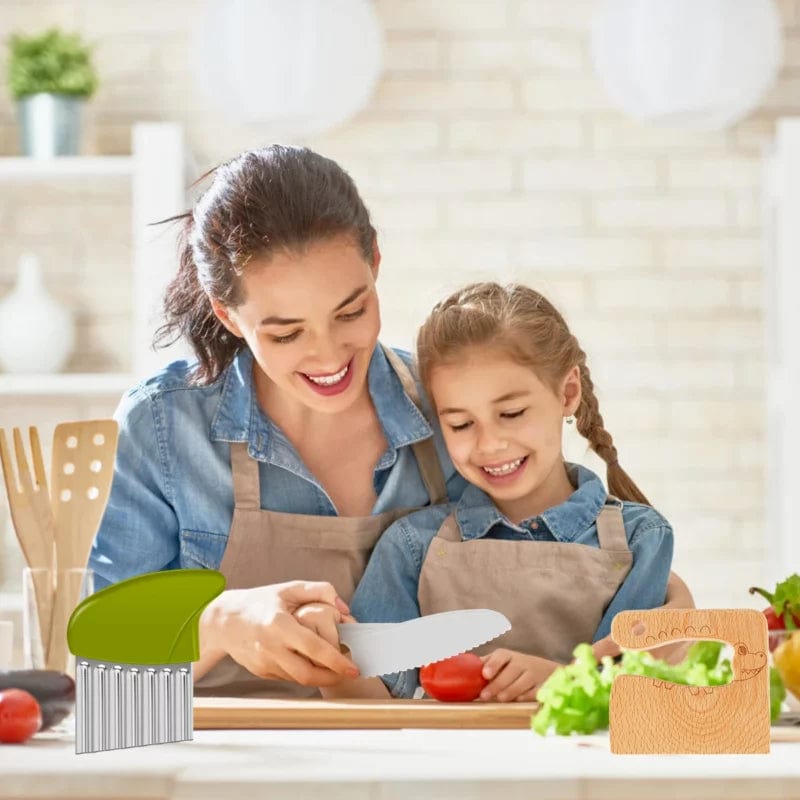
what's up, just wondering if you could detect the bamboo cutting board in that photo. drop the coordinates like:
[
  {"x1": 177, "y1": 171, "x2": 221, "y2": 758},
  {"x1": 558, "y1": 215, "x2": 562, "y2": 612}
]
[{"x1": 193, "y1": 697, "x2": 540, "y2": 730}]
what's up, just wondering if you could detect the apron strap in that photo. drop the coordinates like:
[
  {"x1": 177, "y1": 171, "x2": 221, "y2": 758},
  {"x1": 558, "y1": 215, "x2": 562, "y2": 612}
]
[
  {"x1": 381, "y1": 344, "x2": 448, "y2": 505},
  {"x1": 595, "y1": 496, "x2": 629, "y2": 551},
  {"x1": 231, "y1": 441, "x2": 261, "y2": 510},
  {"x1": 436, "y1": 513, "x2": 463, "y2": 543}
]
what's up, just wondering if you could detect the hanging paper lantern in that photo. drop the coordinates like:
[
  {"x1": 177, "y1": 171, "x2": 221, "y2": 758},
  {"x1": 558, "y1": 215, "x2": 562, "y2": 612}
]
[
  {"x1": 591, "y1": 0, "x2": 783, "y2": 130},
  {"x1": 193, "y1": 0, "x2": 383, "y2": 138}
]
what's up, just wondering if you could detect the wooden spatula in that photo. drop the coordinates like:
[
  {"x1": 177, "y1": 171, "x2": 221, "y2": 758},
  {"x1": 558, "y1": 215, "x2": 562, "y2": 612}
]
[
  {"x1": 47, "y1": 420, "x2": 119, "y2": 672},
  {"x1": 0, "y1": 427, "x2": 56, "y2": 666}
]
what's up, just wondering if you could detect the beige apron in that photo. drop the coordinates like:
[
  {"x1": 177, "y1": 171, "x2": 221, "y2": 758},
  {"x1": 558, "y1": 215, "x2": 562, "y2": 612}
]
[
  {"x1": 195, "y1": 345, "x2": 448, "y2": 696},
  {"x1": 418, "y1": 497, "x2": 633, "y2": 665}
]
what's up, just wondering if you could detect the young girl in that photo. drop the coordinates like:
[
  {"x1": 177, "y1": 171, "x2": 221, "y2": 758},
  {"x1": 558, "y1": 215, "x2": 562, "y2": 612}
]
[{"x1": 323, "y1": 281, "x2": 677, "y2": 702}]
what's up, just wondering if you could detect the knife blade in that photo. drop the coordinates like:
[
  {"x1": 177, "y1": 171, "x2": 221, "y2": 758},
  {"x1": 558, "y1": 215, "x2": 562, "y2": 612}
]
[{"x1": 336, "y1": 609, "x2": 511, "y2": 677}]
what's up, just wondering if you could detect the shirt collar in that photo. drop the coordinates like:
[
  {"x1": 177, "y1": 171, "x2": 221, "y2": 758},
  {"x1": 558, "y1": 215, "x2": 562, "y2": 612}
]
[
  {"x1": 210, "y1": 345, "x2": 433, "y2": 459},
  {"x1": 209, "y1": 347, "x2": 253, "y2": 444},
  {"x1": 455, "y1": 463, "x2": 608, "y2": 542}
]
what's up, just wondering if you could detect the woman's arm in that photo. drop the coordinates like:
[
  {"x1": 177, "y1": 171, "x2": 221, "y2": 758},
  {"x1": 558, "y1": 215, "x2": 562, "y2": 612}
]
[{"x1": 89, "y1": 395, "x2": 182, "y2": 588}]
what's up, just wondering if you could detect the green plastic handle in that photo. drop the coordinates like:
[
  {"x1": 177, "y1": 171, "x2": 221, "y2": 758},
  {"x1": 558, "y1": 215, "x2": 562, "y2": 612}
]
[{"x1": 67, "y1": 569, "x2": 226, "y2": 664}]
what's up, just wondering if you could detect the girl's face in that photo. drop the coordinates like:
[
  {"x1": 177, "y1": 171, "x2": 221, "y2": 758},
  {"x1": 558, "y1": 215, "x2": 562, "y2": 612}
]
[
  {"x1": 430, "y1": 345, "x2": 581, "y2": 521},
  {"x1": 213, "y1": 233, "x2": 381, "y2": 416}
]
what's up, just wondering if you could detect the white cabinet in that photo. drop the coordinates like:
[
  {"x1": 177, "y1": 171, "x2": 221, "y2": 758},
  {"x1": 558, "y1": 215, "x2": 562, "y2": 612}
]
[{"x1": 0, "y1": 122, "x2": 191, "y2": 398}]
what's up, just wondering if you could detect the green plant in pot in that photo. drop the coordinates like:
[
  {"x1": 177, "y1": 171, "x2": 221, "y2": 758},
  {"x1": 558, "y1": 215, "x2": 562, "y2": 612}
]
[{"x1": 7, "y1": 28, "x2": 99, "y2": 158}]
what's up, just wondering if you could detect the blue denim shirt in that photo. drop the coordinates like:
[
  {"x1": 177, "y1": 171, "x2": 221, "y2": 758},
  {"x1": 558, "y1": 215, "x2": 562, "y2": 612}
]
[
  {"x1": 350, "y1": 463, "x2": 674, "y2": 698},
  {"x1": 89, "y1": 344, "x2": 468, "y2": 590}
]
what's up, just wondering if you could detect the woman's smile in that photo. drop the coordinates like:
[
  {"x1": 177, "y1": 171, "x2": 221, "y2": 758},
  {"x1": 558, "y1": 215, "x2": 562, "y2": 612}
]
[{"x1": 299, "y1": 357, "x2": 355, "y2": 396}]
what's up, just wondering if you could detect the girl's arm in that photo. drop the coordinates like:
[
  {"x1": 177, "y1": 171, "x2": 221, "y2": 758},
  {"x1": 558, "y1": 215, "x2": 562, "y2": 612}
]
[
  {"x1": 328, "y1": 514, "x2": 438, "y2": 699},
  {"x1": 591, "y1": 570, "x2": 695, "y2": 661}
]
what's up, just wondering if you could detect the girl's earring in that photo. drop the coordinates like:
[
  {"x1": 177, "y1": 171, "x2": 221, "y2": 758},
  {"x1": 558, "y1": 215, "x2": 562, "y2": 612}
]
[{"x1": 565, "y1": 414, "x2": 575, "y2": 425}]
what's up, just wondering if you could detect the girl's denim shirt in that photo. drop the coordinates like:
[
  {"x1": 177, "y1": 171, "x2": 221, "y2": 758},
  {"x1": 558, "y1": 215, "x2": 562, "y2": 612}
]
[
  {"x1": 89, "y1": 344, "x2": 468, "y2": 590},
  {"x1": 349, "y1": 463, "x2": 674, "y2": 698}
]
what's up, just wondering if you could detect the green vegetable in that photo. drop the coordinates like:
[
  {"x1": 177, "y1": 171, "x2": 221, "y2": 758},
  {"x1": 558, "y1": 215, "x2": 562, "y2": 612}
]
[
  {"x1": 531, "y1": 640, "x2": 781, "y2": 737},
  {"x1": 770, "y1": 666, "x2": 786, "y2": 722}
]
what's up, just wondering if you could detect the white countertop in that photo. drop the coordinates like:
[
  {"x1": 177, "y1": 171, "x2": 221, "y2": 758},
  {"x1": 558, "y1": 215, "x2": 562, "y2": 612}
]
[{"x1": 1, "y1": 727, "x2": 799, "y2": 800}]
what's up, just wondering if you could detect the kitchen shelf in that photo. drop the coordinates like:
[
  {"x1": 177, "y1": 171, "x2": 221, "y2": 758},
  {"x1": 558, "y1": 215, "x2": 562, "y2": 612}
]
[
  {"x1": 0, "y1": 156, "x2": 134, "y2": 180},
  {"x1": 0, "y1": 373, "x2": 134, "y2": 397},
  {"x1": 0, "y1": 123, "x2": 189, "y2": 384}
]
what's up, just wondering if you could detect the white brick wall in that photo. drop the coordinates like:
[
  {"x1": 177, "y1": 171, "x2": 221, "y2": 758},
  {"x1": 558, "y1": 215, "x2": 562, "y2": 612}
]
[{"x1": 1, "y1": 0, "x2": 799, "y2": 610}]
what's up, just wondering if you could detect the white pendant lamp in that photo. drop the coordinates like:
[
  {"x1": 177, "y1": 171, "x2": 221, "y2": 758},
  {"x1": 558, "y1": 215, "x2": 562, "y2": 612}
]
[
  {"x1": 591, "y1": 0, "x2": 783, "y2": 130},
  {"x1": 193, "y1": 0, "x2": 383, "y2": 138}
]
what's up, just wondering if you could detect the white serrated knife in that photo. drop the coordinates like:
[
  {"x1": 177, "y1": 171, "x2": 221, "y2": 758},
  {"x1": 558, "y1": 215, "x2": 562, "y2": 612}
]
[{"x1": 336, "y1": 609, "x2": 511, "y2": 677}]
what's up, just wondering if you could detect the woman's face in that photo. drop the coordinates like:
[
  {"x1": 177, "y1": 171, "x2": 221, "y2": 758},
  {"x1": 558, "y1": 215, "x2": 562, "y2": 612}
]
[{"x1": 215, "y1": 233, "x2": 381, "y2": 416}]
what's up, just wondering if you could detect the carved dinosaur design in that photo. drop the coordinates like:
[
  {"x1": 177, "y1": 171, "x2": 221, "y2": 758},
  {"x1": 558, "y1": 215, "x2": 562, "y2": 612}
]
[{"x1": 608, "y1": 609, "x2": 770, "y2": 754}]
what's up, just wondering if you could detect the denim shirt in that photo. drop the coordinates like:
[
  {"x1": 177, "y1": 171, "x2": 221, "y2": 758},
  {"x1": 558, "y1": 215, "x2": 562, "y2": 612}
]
[
  {"x1": 89, "y1": 344, "x2": 468, "y2": 590},
  {"x1": 350, "y1": 463, "x2": 674, "y2": 698}
]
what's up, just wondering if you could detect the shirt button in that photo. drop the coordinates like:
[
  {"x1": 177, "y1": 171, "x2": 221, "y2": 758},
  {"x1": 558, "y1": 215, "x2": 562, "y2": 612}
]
[{"x1": 529, "y1": 521, "x2": 539, "y2": 530}]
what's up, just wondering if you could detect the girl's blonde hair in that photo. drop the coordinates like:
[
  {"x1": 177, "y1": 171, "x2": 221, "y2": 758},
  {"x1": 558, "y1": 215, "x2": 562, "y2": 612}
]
[{"x1": 416, "y1": 281, "x2": 651, "y2": 505}]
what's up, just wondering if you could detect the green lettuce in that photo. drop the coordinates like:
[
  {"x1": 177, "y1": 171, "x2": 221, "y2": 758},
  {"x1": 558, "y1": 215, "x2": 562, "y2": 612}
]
[{"x1": 531, "y1": 640, "x2": 783, "y2": 736}]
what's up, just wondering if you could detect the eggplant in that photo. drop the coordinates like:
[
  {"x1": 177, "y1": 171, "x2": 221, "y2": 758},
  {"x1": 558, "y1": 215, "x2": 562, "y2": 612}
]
[{"x1": 0, "y1": 669, "x2": 75, "y2": 731}]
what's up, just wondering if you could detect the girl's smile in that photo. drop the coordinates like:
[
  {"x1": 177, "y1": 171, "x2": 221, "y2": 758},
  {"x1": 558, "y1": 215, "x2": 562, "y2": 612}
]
[
  {"x1": 479, "y1": 454, "x2": 529, "y2": 484},
  {"x1": 430, "y1": 345, "x2": 580, "y2": 523}
]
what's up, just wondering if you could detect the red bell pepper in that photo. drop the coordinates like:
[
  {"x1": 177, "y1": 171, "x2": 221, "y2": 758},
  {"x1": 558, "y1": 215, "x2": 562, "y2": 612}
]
[{"x1": 749, "y1": 574, "x2": 800, "y2": 651}]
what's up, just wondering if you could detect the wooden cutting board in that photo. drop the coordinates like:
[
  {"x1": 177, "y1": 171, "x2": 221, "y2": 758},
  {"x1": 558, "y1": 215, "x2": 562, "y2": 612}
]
[
  {"x1": 193, "y1": 697, "x2": 540, "y2": 730},
  {"x1": 193, "y1": 699, "x2": 800, "y2": 741}
]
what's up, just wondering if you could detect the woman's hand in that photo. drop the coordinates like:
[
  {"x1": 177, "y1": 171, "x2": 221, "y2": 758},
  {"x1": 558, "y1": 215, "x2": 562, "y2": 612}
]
[
  {"x1": 478, "y1": 649, "x2": 560, "y2": 702},
  {"x1": 198, "y1": 580, "x2": 360, "y2": 686},
  {"x1": 294, "y1": 601, "x2": 356, "y2": 648}
]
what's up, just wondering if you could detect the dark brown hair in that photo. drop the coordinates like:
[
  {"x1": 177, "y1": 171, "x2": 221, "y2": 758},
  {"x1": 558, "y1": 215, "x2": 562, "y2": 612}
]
[
  {"x1": 154, "y1": 145, "x2": 376, "y2": 384},
  {"x1": 416, "y1": 281, "x2": 651, "y2": 505}
]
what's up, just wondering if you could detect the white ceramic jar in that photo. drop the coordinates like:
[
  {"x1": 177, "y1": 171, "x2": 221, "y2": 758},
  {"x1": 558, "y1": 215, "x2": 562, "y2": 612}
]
[{"x1": 0, "y1": 252, "x2": 75, "y2": 374}]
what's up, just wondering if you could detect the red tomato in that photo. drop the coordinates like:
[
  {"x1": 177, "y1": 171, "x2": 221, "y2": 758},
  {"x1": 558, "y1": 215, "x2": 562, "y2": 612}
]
[
  {"x1": 420, "y1": 653, "x2": 488, "y2": 702},
  {"x1": 0, "y1": 689, "x2": 42, "y2": 744}
]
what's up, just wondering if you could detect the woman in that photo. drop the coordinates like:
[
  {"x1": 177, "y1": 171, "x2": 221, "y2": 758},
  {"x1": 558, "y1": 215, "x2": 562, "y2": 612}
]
[{"x1": 89, "y1": 145, "x2": 694, "y2": 696}]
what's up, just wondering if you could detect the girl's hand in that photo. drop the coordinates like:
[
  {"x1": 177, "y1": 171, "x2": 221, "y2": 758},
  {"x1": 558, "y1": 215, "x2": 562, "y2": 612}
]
[
  {"x1": 294, "y1": 601, "x2": 356, "y2": 648},
  {"x1": 199, "y1": 580, "x2": 360, "y2": 686},
  {"x1": 479, "y1": 649, "x2": 560, "y2": 702}
]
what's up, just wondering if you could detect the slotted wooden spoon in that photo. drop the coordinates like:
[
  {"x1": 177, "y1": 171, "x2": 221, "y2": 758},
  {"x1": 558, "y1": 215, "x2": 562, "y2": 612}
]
[{"x1": 47, "y1": 420, "x2": 119, "y2": 672}]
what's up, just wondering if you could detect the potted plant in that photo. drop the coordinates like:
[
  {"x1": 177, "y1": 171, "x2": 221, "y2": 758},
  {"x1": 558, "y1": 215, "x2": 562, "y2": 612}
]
[{"x1": 7, "y1": 28, "x2": 99, "y2": 158}]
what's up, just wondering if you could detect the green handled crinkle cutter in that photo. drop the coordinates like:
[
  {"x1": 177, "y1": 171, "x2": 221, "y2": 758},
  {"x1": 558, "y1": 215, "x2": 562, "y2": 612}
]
[{"x1": 67, "y1": 569, "x2": 225, "y2": 754}]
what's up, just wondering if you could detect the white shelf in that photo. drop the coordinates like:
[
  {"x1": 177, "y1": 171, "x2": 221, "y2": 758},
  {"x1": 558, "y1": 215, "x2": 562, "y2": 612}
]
[
  {"x1": 0, "y1": 156, "x2": 134, "y2": 180},
  {"x1": 0, "y1": 372, "x2": 134, "y2": 397}
]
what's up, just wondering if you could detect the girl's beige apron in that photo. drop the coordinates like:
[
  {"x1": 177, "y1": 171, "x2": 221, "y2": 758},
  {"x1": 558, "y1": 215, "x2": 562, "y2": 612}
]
[
  {"x1": 418, "y1": 499, "x2": 633, "y2": 664},
  {"x1": 195, "y1": 346, "x2": 447, "y2": 696}
]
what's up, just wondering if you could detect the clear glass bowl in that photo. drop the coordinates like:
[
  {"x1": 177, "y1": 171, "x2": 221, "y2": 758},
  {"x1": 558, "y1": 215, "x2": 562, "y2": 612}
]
[{"x1": 768, "y1": 630, "x2": 800, "y2": 710}]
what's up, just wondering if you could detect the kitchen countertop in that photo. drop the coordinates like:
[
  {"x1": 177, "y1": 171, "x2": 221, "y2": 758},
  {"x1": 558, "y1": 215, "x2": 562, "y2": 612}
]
[{"x1": 1, "y1": 725, "x2": 800, "y2": 800}]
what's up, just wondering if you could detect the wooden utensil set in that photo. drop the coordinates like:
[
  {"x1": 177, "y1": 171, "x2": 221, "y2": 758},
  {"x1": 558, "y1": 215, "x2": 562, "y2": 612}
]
[{"x1": 0, "y1": 420, "x2": 118, "y2": 672}]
